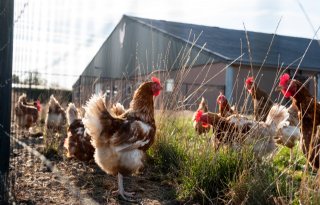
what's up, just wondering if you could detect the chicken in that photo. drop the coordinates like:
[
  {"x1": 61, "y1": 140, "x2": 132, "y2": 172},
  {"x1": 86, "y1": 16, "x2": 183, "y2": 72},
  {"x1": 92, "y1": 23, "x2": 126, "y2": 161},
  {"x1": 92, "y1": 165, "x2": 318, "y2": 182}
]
[
  {"x1": 195, "y1": 110, "x2": 251, "y2": 146},
  {"x1": 272, "y1": 103, "x2": 301, "y2": 162},
  {"x1": 45, "y1": 95, "x2": 67, "y2": 132},
  {"x1": 217, "y1": 92, "x2": 235, "y2": 117},
  {"x1": 192, "y1": 97, "x2": 210, "y2": 135},
  {"x1": 195, "y1": 103, "x2": 291, "y2": 158},
  {"x1": 15, "y1": 93, "x2": 40, "y2": 130},
  {"x1": 278, "y1": 73, "x2": 320, "y2": 169},
  {"x1": 64, "y1": 103, "x2": 94, "y2": 161},
  {"x1": 83, "y1": 77, "x2": 162, "y2": 201},
  {"x1": 245, "y1": 77, "x2": 274, "y2": 121}
]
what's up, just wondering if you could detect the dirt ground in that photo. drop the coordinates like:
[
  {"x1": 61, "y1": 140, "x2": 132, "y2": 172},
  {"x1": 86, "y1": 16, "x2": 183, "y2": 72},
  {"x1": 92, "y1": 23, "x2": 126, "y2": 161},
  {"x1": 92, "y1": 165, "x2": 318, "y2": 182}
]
[{"x1": 9, "y1": 133, "x2": 182, "y2": 205}]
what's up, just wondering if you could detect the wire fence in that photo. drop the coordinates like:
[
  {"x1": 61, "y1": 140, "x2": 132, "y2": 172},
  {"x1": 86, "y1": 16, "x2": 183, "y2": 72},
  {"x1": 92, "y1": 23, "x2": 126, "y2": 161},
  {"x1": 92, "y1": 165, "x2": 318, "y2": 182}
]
[
  {"x1": 2, "y1": 0, "x2": 320, "y2": 204},
  {"x1": 3, "y1": 1, "x2": 218, "y2": 203}
]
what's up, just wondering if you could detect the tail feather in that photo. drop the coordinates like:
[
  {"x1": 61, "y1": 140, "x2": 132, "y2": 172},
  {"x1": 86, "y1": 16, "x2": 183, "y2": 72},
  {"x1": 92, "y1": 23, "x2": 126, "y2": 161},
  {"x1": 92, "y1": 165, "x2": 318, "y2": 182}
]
[
  {"x1": 49, "y1": 95, "x2": 56, "y2": 106},
  {"x1": 18, "y1": 93, "x2": 27, "y2": 104},
  {"x1": 16, "y1": 93, "x2": 37, "y2": 115},
  {"x1": 265, "y1": 104, "x2": 289, "y2": 128},
  {"x1": 198, "y1": 97, "x2": 208, "y2": 112},
  {"x1": 110, "y1": 102, "x2": 125, "y2": 116},
  {"x1": 83, "y1": 95, "x2": 105, "y2": 147},
  {"x1": 83, "y1": 94, "x2": 122, "y2": 148},
  {"x1": 48, "y1": 95, "x2": 62, "y2": 108},
  {"x1": 66, "y1": 103, "x2": 79, "y2": 125}
]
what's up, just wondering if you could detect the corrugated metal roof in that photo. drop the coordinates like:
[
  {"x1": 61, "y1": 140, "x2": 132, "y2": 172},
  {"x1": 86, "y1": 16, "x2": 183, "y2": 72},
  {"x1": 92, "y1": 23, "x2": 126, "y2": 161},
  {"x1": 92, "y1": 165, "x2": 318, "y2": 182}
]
[{"x1": 127, "y1": 15, "x2": 320, "y2": 70}]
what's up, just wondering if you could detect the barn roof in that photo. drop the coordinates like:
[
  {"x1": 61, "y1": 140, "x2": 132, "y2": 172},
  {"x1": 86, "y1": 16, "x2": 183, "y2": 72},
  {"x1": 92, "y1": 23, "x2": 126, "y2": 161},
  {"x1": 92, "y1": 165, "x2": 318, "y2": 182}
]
[
  {"x1": 127, "y1": 15, "x2": 320, "y2": 70},
  {"x1": 79, "y1": 15, "x2": 320, "y2": 82}
]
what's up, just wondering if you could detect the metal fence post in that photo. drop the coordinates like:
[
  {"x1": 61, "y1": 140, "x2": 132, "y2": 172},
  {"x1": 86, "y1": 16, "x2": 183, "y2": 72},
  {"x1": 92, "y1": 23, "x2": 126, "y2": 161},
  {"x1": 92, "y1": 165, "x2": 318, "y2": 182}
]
[{"x1": 0, "y1": 0, "x2": 14, "y2": 203}]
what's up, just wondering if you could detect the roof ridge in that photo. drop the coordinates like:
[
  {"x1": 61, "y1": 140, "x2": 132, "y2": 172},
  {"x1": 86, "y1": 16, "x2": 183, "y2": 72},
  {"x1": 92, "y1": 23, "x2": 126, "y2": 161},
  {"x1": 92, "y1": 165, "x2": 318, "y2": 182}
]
[
  {"x1": 125, "y1": 15, "x2": 319, "y2": 42},
  {"x1": 125, "y1": 15, "x2": 231, "y2": 61}
]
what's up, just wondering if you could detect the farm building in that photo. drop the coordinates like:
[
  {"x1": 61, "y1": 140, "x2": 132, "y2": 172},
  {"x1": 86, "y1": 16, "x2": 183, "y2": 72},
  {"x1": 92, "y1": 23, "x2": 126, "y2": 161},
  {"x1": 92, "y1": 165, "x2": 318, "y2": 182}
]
[{"x1": 73, "y1": 15, "x2": 320, "y2": 110}]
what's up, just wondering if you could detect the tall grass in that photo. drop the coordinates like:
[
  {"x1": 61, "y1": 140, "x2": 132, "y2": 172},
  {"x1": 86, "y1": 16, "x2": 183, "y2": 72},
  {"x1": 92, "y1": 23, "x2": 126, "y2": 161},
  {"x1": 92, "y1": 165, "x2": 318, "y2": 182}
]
[
  {"x1": 149, "y1": 114, "x2": 312, "y2": 204},
  {"x1": 145, "y1": 36, "x2": 316, "y2": 201}
]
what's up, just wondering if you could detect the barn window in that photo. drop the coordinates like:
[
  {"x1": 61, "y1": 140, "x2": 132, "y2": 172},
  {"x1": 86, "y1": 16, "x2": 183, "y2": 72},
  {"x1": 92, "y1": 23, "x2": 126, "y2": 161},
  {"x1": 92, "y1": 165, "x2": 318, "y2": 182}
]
[
  {"x1": 166, "y1": 79, "x2": 174, "y2": 92},
  {"x1": 113, "y1": 85, "x2": 118, "y2": 95},
  {"x1": 126, "y1": 83, "x2": 132, "y2": 95},
  {"x1": 94, "y1": 82, "x2": 102, "y2": 94}
]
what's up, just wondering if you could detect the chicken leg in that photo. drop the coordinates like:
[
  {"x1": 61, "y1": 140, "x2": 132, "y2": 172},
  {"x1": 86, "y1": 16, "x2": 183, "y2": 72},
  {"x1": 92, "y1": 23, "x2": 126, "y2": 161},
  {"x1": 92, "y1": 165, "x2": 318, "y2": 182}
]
[{"x1": 113, "y1": 173, "x2": 136, "y2": 201}]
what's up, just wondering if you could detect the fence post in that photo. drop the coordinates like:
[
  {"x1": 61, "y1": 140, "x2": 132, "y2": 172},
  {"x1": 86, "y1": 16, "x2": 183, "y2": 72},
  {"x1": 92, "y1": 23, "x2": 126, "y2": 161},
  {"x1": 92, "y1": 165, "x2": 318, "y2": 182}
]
[{"x1": 0, "y1": 0, "x2": 14, "y2": 203}]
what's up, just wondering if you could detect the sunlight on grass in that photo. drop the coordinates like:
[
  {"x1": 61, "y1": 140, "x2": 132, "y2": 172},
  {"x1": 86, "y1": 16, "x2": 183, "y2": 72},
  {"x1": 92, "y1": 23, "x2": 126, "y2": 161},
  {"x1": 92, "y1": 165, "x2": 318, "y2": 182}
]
[{"x1": 149, "y1": 114, "x2": 317, "y2": 204}]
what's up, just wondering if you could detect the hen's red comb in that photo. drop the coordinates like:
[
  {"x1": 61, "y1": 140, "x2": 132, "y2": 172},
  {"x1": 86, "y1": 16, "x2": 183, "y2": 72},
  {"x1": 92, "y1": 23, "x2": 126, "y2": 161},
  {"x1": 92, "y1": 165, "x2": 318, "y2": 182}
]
[
  {"x1": 151, "y1": 76, "x2": 160, "y2": 84},
  {"x1": 194, "y1": 110, "x2": 203, "y2": 122},
  {"x1": 279, "y1": 73, "x2": 290, "y2": 86},
  {"x1": 245, "y1": 77, "x2": 254, "y2": 85}
]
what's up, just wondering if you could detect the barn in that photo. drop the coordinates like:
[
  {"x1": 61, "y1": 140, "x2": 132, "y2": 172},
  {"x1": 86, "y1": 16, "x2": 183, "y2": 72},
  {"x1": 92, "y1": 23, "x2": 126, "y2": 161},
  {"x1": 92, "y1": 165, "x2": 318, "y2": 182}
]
[{"x1": 73, "y1": 15, "x2": 320, "y2": 111}]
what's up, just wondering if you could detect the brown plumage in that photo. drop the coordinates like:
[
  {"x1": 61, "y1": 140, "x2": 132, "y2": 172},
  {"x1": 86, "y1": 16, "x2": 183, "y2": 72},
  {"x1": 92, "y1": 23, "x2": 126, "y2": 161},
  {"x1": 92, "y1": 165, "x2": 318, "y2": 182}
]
[
  {"x1": 64, "y1": 103, "x2": 94, "y2": 161},
  {"x1": 195, "y1": 107, "x2": 285, "y2": 158},
  {"x1": 45, "y1": 95, "x2": 67, "y2": 132},
  {"x1": 110, "y1": 102, "x2": 126, "y2": 116},
  {"x1": 279, "y1": 73, "x2": 320, "y2": 169},
  {"x1": 15, "y1": 94, "x2": 40, "y2": 129},
  {"x1": 217, "y1": 92, "x2": 235, "y2": 117},
  {"x1": 196, "y1": 111, "x2": 251, "y2": 145},
  {"x1": 83, "y1": 77, "x2": 162, "y2": 201},
  {"x1": 193, "y1": 97, "x2": 210, "y2": 135},
  {"x1": 245, "y1": 77, "x2": 274, "y2": 121}
]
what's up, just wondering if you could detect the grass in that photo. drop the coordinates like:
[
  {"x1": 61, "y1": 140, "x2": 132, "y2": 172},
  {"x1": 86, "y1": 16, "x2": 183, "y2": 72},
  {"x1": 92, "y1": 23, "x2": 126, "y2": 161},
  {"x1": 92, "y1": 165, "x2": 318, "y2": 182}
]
[
  {"x1": 42, "y1": 125, "x2": 67, "y2": 159},
  {"x1": 149, "y1": 113, "x2": 314, "y2": 204}
]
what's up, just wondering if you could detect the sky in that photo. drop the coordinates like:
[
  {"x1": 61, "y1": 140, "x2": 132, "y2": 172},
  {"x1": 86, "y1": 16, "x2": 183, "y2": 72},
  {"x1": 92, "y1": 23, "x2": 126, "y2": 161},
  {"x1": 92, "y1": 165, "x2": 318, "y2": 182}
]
[{"x1": 13, "y1": 0, "x2": 320, "y2": 89}]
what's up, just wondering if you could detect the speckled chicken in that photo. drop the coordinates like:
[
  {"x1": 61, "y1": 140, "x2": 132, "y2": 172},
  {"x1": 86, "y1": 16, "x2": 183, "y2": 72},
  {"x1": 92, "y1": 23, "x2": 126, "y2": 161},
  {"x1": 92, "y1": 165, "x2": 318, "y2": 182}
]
[
  {"x1": 15, "y1": 93, "x2": 41, "y2": 130},
  {"x1": 83, "y1": 77, "x2": 162, "y2": 201},
  {"x1": 195, "y1": 103, "x2": 292, "y2": 158},
  {"x1": 64, "y1": 103, "x2": 94, "y2": 161}
]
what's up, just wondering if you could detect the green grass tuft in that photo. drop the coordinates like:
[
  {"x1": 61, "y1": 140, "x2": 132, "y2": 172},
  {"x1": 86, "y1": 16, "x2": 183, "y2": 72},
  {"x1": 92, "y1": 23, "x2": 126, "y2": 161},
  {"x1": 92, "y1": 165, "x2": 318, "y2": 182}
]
[{"x1": 149, "y1": 114, "x2": 314, "y2": 204}]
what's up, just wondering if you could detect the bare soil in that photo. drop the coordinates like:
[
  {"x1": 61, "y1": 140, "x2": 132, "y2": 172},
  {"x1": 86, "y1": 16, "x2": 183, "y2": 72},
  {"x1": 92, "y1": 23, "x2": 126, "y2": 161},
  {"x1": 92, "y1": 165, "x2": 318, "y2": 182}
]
[{"x1": 9, "y1": 132, "x2": 181, "y2": 205}]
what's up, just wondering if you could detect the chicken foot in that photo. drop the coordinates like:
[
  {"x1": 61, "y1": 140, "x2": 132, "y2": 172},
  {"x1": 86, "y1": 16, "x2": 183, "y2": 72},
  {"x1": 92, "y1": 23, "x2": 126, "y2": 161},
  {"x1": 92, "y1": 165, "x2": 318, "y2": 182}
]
[{"x1": 112, "y1": 173, "x2": 136, "y2": 202}]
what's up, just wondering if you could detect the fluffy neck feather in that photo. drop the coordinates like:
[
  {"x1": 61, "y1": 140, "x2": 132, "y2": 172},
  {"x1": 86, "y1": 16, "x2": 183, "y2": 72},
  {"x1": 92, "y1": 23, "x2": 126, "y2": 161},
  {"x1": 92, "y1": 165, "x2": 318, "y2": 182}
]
[{"x1": 129, "y1": 82, "x2": 155, "y2": 122}]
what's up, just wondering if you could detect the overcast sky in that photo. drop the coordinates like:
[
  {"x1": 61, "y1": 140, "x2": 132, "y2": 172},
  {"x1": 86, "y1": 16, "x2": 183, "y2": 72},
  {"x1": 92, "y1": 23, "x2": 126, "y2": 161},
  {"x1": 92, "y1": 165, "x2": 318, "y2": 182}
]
[{"x1": 13, "y1": 0, "x2": 320, "y2": 89}]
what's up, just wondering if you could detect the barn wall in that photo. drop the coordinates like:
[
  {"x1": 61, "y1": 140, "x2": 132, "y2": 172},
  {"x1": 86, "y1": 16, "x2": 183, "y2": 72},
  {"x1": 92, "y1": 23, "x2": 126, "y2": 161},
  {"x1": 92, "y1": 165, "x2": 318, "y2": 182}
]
[{"x1": 151, "y1": 63, "x2": 227, "y2": 111}]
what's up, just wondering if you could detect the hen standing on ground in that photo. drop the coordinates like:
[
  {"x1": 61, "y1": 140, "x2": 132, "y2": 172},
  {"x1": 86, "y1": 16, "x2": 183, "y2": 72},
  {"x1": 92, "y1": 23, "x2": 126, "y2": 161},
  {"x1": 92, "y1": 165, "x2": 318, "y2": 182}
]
[
  {"x1": 245, "y1": 77, "x2": 274, "y2": 121},
  {"x1": 64, "y1": 103, "x2": 94, "y2": 161},
  {"x1": 15, "y1": 93, "x2": 41, "y2": 130},
  {"x1": 45, "y1": 95, "x2": 67, "y2": 132},
  {"x1": 83, "y1": 77, "x2": 162, "y2": 201},
  {"x1": 278, "y1": 73, "x2": 320, "y2": 169}
]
